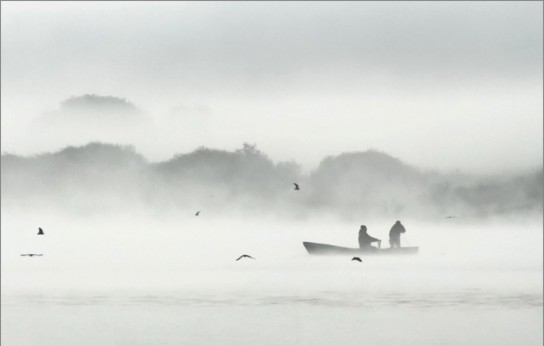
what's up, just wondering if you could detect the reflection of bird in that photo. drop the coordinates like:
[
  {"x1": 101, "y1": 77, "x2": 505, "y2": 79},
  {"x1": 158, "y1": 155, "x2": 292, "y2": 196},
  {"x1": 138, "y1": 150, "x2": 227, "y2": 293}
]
[
  {"x1": 38, "y1": 227, "x2": 44, "y2": 235},
  {"x1": 293, "y1": 183, "x2": 300, "y2": 191},
  {"x1": 351, "y1": 257, "x2": 362, "y2": 262},
  {"x1": 236, "y1": 254, "x2": 255, "y2": 261},
  {"x1": 21, "y1": 254, "x2": 43, "y2": 257},
  {"x1": 195, "y1": 211, "x2": 200, "y2": 216}
]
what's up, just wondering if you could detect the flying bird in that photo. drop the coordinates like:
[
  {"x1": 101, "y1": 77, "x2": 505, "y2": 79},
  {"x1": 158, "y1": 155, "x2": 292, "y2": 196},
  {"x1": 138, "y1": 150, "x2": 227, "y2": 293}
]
[
  {"x1": 21, "y1": 254, "x2": 43, "y2": 257},
  {"x1": 445, "y1": 216, "x2": 456, "y2": 219},
  {"x1": 195, "y1": 211, "x2": 200, "y2": 216},
  {"x1": 236, "y1": 254, "x2": 256, "y2": 261},
  {"x1": 351, "y1": 257, "x2": 362, "y2": 262},
  {"x1": 38, "y1": 227, "x2": 44, "y2": 235},
  {"x1": 293, "y1": 183, "x2": 300, "y2": 191}
]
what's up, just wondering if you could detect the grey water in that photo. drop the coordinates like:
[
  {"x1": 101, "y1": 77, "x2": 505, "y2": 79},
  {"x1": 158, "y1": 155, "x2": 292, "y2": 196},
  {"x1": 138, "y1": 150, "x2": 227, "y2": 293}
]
[{"x1": 2, "y1": 212, "x2": 542, "y2": 345}]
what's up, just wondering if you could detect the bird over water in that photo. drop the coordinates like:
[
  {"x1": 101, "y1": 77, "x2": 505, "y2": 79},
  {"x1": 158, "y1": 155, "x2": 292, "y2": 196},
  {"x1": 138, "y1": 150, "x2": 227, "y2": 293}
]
[{"x1": 236, "y1": 254, "x2": 256, "y2": 261}]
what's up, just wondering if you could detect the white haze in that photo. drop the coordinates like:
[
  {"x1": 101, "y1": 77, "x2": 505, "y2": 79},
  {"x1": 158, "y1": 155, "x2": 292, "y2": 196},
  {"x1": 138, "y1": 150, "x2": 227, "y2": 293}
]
[
  {"x1": 2, "y1": 1, "x2": 543, "y2": 174},
  {"x1": 2, "y1": 210, "x2": 542, "y2": 292},
  {"x1": 1, "y1": 2, "x2": 542, "y2": 345},
  {"x1": 2, "y1": 210, "x2": 542, "y2": 345}
]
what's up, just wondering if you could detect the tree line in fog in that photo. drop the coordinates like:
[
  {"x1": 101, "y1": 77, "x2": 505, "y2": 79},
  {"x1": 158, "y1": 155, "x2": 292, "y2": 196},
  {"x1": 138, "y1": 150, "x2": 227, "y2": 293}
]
[{"x1": 2, "y1": 142, "x2": 542, "y2": 219}]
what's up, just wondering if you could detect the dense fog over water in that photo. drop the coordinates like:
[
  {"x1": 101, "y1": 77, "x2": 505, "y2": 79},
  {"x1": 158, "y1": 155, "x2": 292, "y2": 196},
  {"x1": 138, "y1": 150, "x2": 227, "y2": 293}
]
[
  {"x1": 2, "y1": 141, "x2": 542, "y2": 221},
  {"x1": 1, "y1": 2, "x2": 542, "y2": 345},
  {"x1": 2, "y1": 141, "x2": 542, "y2": 295},
  {"x1": 2, "y1": 211, "x2": 542, "y2": 291},
  {"x1": 2, "y1": 2, "x2": 543, "y2": 173},
  {"x1": 2, "y1": 209, "x2": 542, "y2": 345}
]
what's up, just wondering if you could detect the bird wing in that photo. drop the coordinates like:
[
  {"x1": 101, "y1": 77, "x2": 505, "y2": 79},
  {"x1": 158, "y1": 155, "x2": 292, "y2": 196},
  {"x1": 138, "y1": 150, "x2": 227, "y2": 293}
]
[{"x1": 236, "y1": 256, "x2": 243, "y2": 261}]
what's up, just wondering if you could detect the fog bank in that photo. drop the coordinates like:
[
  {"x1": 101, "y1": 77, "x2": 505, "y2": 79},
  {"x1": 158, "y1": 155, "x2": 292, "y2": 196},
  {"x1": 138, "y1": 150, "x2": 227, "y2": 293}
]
[{"x1": 2, "y1": 142, "x2": 542, "y2": 221}]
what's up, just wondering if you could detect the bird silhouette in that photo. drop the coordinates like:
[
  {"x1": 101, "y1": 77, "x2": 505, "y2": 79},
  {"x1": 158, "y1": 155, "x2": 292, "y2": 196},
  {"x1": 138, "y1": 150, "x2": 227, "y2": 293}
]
[
  {"x1": 195, "y1": 211, "x2": 200, "y2": 216},
  {"x1": 21, "y1": 254, "x2": 43, "y2": 257},
  {"x1": 38, "y1": 227, "x2": 44, "y2": 235},
  {"x1": 351, "y1": 257, "x2": 362, "y2": 262},
  {"x1": 293, "y1": 183, "x2": 300, "y2": 191},
  {"x1": 236, "y1": 254, "x2": 255, "y2": 261}
]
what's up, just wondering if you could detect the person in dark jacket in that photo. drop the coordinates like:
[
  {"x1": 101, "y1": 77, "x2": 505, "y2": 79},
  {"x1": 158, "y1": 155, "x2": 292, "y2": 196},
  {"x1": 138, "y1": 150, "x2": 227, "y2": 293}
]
[
  {"x1": 389, "y1": 221, "x2": 406, "y2": 248},
  {"x1": 358, "y1": 225, "x2": 381, "y2": 250}
]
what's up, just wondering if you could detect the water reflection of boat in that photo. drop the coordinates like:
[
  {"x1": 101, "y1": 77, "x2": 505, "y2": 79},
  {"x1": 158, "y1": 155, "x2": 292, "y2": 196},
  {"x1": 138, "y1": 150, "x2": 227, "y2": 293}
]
[{"x1": 302, "y1": 242, "x2": 419, "y2": 256}]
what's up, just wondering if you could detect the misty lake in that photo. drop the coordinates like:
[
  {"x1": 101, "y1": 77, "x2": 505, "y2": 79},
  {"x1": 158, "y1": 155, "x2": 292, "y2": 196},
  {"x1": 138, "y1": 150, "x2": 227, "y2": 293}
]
[
  {"x1": 2, "y1": 213, "x2": 542, "y2": 345},
  {"x1": 3, "y1": 1, "x2": 543, "y2": 345}
]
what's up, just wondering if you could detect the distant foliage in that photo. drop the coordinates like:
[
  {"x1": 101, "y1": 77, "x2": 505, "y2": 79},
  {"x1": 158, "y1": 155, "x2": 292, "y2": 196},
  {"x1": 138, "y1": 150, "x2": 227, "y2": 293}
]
[
  {"x1": 308, "y1": 150, "x2": 427, "y2": 217},
  {"x1": 60, "y1": 94, "x2": 139, "y2": 114},
  {"x1": 1, "y1": 143, "x2": 541, "y2": 219},
  {"x1": 1, "y1": 143, "x2": 147, "y2": 211},
  {"x1": 152, "y1": 143, "x2": 300, "y2": 210},
  {"x1": 428, "y1": 169, "x2": 544, "y2": 217}
]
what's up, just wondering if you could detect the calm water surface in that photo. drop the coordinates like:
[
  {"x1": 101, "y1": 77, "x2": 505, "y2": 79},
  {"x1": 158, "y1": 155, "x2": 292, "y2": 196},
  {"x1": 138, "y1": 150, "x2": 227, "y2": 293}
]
[{"x1": 2, "y1": 217, "x2": 542, "y2": 345}]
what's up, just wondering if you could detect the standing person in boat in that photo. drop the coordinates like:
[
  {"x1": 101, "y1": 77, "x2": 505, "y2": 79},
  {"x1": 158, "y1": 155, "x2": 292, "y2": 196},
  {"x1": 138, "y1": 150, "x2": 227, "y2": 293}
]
[
  {"x1": 358, "y1": 225, "x2": 381, "y2": 250},
  {"x1": 389, "y1": 220, "x2": 406, "y2": 248}
]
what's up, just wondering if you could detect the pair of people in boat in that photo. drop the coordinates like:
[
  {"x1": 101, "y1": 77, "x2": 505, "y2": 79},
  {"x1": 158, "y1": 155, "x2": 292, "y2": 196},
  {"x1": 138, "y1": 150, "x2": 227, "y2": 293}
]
[{"x1": 358, "y1": 221, "x2": 406, "y2": 250}]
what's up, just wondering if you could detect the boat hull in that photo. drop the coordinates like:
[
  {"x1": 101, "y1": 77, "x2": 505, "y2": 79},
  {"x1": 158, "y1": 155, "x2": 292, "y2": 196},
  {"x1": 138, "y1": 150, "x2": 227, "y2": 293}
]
[{"x1": 303, "y1": 242, "x2": 418, "y2": 256}]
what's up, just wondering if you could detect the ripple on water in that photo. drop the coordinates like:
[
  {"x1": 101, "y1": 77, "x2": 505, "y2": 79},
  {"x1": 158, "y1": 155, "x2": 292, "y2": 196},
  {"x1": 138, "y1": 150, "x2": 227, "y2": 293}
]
[{"x1": 6, "y1": 290, "x2": 543, "y2": 310}]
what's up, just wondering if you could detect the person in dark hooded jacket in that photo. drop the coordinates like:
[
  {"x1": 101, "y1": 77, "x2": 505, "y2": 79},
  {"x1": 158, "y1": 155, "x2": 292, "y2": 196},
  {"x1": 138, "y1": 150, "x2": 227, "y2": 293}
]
[
  {"x1": 358, "y1": 225, "x2": 381, "y2": 250},
  {"x1": 389, "y1": 221, "x2": 406, "y2": 248}
]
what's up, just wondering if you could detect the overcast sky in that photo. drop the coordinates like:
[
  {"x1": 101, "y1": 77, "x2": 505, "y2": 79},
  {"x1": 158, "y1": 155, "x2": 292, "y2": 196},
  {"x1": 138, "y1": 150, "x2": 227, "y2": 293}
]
[{"x1": 1, "y1": 1, "x2": 542, "y2": 173}]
